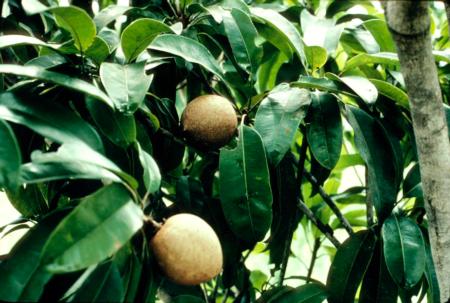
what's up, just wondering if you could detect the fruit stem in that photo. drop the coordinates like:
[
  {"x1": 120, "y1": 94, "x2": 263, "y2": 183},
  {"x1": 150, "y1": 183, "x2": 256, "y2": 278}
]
[{"x1": 143, "y1": 215, "x2": 163, "y2": 230}]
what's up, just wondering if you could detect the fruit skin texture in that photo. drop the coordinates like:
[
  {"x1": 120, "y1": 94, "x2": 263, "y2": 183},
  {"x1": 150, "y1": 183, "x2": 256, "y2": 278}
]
[
  {"x1": 150, "y1": 213, "x2": 223, "y2": 285},
  {"x1": 181, "y1": 95, "x2": 237, "y2": 149}
]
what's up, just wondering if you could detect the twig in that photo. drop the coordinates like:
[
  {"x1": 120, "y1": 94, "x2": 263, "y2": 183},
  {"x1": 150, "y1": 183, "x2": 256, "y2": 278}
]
[
  {"x1": 365, "y1": 166, "x2": 375, "y2": 227},
  {"x1": 306, "y1": 238, "x2": 321, "y2": 283},
  {"x1": 297, "y1": 199, "x2": 341, "y2": 248},
  {"x1": 303, "y1": 170, "x2": 354, "y2": 235}
]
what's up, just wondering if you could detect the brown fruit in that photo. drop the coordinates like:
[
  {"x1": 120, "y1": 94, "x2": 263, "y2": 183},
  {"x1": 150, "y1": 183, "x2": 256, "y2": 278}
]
[
  {"x1": 181, "y1": 95, "x2": 237, "y2": 148},
  {"x1": 150, "y1": 213, "x2": 223, "y2": 285}
]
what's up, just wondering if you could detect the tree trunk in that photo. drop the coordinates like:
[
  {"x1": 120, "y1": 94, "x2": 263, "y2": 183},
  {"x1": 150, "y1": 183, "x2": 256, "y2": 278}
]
[{"x1": 385, "y1": 2, "x2": 450, "y2": 302}]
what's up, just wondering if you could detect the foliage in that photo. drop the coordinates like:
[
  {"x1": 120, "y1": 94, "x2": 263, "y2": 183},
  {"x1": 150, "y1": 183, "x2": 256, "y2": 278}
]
[{"x1": 0, "y1": 0, "x2": 448, "y2": 302}]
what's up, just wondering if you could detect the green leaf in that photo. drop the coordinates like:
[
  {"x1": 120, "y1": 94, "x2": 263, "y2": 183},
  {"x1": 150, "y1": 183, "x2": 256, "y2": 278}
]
[
  {"x1": 71, "y1": 261, "x2": 125, "y2": 302},
  {"x1": 86, "y1": 96, "x2": 136, "y2": 147},
  {"x1": 403, "y1": 163, "x2": 422, "y2": 198},
  {"x1": 422, "y1": 230, "x2": 440, "y2": 303},
  {"x1": 100, "y1": 62, "x2": 152, "y2": 113},
  {"x1": 276, "y1": 283, "x2": 328, "y2": 303},
  {"x1": 219, "y1": 124, "x2": 272, "y2": 243},
  {"x1": 369, "y1": 79, "x2": 409, "y2": 109},
  {"x1": 5, "y1": 184, "x2": 48, "y2": 217},
  {"x1": 0, "y1": 65, "x2": 114, "y2": 108},
  {"x1": 136, "y1": 142, "x2": 161, "y2": 194},
  {"x1": 40, "y1": 184, "x2": 143, "y2": 273},
  {"x1": 301, "y1": 9, "x2": 342, "y2": 54},
  {"x1": 326, "y1": 230, "x2": 377, "y2": 303},
  {"x1": 254, "y1": 84, "x2": 311, "y2": 166},
  {"x1": 327, "y1": 73, "x2": 378, "y2": 104},
  {"x1": 363, "y1": 19, "x2": 396, "y2": 53},
  {"x1": 85, "y1": 36, "x2": 111, "y2": 65},
  {"x1": 121, "y1": 18, "x2": 173, "y2": 62},
  {"x1": 94, "y1": 5, "x2": 133, "y2": 29},
  {"x1": 346, "y1": 106, "x2": 397, "y2": 222},
  {"x1": 343, "y1": 52, "x2": 399, "y2": 72},
  {"x1": 0, "y1": 210, "x2": 69, "y2": 302},
  {"x1": 382, "y1": 215, "x2": 426, "y2": 289},
  {"x1": 21, "y1": 142, "x2": 137, "y2": 188},
  {"x1": 223, "y1": 8, "x2": 260, "y2": 77},
  {"x1": 0, "y1": 119, "x2": 21, "y2": 189},
  {"x1": 149, "y1": 34, "x2": 228, "y2": 85},
  {"x1": 0, "y1": 92, "x2": 104, "y2": 152},
  {"x1": 306, "y1": 92, "x2": 342, "y2": 170},
  {"x1": 172, "y1": 295, "x2": 205, "y2": 303},
  {"x1": 0, "y1": 35, "x2": 53, "y2": 50},
  {"x1": 251, "y1": 7, "x2": 306, "y2": 69},
  {"x1": 50, "y1": 6, "x2": 96, "y2": 51},
  {"x1": 305, "y1": 46, "x2": 328, "y2": 71},
  {"x1": 292, "y1": 76, "x2": 348, "y2": 95},
  {"x1": 256, "y1": 45, "x2": 288, "y2": 93}
]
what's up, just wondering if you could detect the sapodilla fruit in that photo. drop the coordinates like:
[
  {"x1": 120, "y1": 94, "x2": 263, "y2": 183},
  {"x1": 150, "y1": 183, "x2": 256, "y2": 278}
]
[
  {"x1": 181, "y1": 95, "x2": 237, "y2": 149},
  {"x1": 150, "y1": 213, "x2": 223, "y2": 285}
]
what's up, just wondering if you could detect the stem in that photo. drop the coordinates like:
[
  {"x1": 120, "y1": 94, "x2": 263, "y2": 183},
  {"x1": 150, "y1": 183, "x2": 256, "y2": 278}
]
[
  {"x1": 365, "y1": 166, "x2": 375, "y2": 227},
  {"x1": 221, "y1": 288, "x2": 230, "y2": 303},
  {"x1": 306, "y1": 238, "x2": 321, "y2": 283},
  {"x1": 297, "y1": 198, "x2": 341, "y2": 248},
  {"x1": 143, "y1": 215, "x2": 163, "y2": 230},
  {"x1": 303, "y1": 170, "x2": 354, "y2": 235},
  {"x1": 211, "y1": 276, "x2": 220, "y2": 303}
]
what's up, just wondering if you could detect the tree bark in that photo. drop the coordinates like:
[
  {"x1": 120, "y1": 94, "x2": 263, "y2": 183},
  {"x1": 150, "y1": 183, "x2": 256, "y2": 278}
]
[{"x1": 385, "y1": 2, "x2": 450, "y2": 302}]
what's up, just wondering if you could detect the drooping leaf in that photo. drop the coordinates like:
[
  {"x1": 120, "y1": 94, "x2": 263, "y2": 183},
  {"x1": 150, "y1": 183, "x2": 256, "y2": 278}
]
[
  {"x1": 251, "y1": 7, "x2": 307, "y2": 69},
  {"x1": 0, "y1": 210, "x2": 70, "y2": 302},
  {"x1": 369, "y1": 79, "x2": 409, "y2": 109},
  {"x1": 121, "y1": 19, "x2": 173, "y2": 62},
  {"x1": 346, "y1": 106, "x2": 397, "y2": 222},
  {"x1": 0, "y1": 92, "x2": 104, "y2": 152},
  {"x1": 254, "y1": 84, "x2": 311, "y2": 166},
  {"x1": 219, "y1": 124, "x2": 272, "y2": 243},
  {"x1": 382, "y1": 214, "x2": 426, "y2": 289},
  {"x1": 86, "y1": 96, "x2": 136, "y2": 147},
  {"x1": 5, "y1": 184, "x2": 48, "y2": 217},
  {"x1": 306, "y1": 92, "x2": 342, "y2": 170},
  {"x1": 100, "y1": 62, "x2": 152, "y2": 113},
  {"x1": 0, "y1": 35, "x2": 53, "y2": 50},
  {"x1": 223, "y1": 8, "x2": 260, "y2": 77},
  {"x1": 276, "y1": 283, "x2": 328, "y2": 303},
  {"x1": 0, "y1": 119, "x2": 21, "y2": 190},
  {"x1": 149, "y1": 34, "x2": 228, "y2": 85},
  {"x1": 71, "y1": 261, "x2": 125, "y2": 302},
  {"x1": 40, "y1": 183, "x2": 143, "y2": 273},
  {"x1": 0, "y1": 65, "x2": 114, "y2": 108},
  {"x1": 136, "y1": 142, "x2": 161, "y2": 194},
  {"x1": 327, "y1": 73, "x2": 378, "y2": 105},
  {"x1": 94, "y1": 5, "x2": 133, "y2": 30},
  {"x1": 50, "y1": 6, "x2": 96, "y2": 51},
  {"x1": 327, "y1": 230, "x2": 377, "y2": 303}
]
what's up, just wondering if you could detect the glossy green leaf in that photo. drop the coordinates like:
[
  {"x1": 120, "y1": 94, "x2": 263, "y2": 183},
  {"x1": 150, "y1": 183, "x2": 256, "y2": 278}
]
[
  {"x1": 71, "y1": 261, "x2": 125, "y2": 302},
  {"x1": 5, "y1": 184, "x2": 48, "y2": 217},
  {"x1": 327, "y1": 230, "x2": 377, "y2": 303},
  {"x1": 251, "y1": 7, "x2": 307, "y2": 68},
  {"x1": 85, "y1": 36, "x2": 110, "y2": 65},
  {"x1": 0, "y1": 65, "x2": 114, "y2": 108},
  {"x1": 277, "y1": 283, "x2": 328, "y2": 303},
  {"x1": 121, "y1": 19, "x2": 173, "y2": 62},
  {"x1": 254, "y1": 84, "x2": 311, "y2": 166},
  {"x1": 223, "y1": 8, "x2": 260, "y2": 77},
  {"x1": 403, "y1": 163, "x2": 422, "y2": 198},
  {"x1": 41, "y1": 184, "x2": 143, "y2": 273},
  {"x1": 343, "y1": 52, "x2": 399, "y2": 72},
  {"x1": 346, "y1": 106, "x2": 397, "y2": 222},
  {"x1": 0, "y1": 35, "x2": 53, "y2": 50},
  {"x1": 256, "y1": 45, "x2": 287, "y2": 93},
  {"x1": 25, "y1": 54, "x2": 67, "y2": 68},
  {"x1": 292, "y1": 76, "x2": 348, "y2": 95},
  {"x1": 255, "y1": 23, "x2": 293, "y2": 60},
  {"x1": 100, "y1": 62, "x2": 152, "y2": 114},
  {"x1": 305, "y1": 46, "x2": 328, "y2": 71},
  {"x1": 382, "y1": 215, "x2": 426, "y2": 289},
  {"x1": 0, "y1": 119, "x2": 21, "y2": 189},
  {"x1": 219, "y1": 124, "x2": 272, "y2": 243},
  {"x1": 306, "y1": 92, "x2": 342, "y2": 170},
  {"x1": 301, "y1": 9, "x2": 342, "y2": 54},
  {"x1": 369, "y1": 79, "x2": 409, "y2": 109},
  {"x1": 86, "y1": 97, "x2": 136, "y2": 147},
  {"x1": 50, "y1": 6, "x2": 96, "y2": 51},
  {"x1": 94, "y1": 5, "x2": 133, "y2": 29},
  {"x1": 149, "y1": 34, "x2": 228, "y2": 84},
  {"x1": 0, "y1": 210, "x2": 69, "y2": 301},
  {"x1": 327, "y1": 73, "x2": 378, "y2": 104},
  {"x1": 136, "y1": 143, "x2": 161, "y2": 194},
  {"x1": 0, "y1": 92, "x2": 104, "y2": 152},
  {"x1": 363, "y1": 19, "x2": 396, "y2": 52},
  {"x1": 21, "y1": 142, "x2": 137, "y2": 188}
]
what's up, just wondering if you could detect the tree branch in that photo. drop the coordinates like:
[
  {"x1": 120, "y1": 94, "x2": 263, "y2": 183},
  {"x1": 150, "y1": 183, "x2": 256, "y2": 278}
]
[
  {"x1": 306, "y1": 238, "x2": 321, "y2": 283},
  {"x1": 297, "y1": 199, "x2": 341, "y2": 248},
  {"x1": 303, "y1": 170, "x2": 354, "y2": 235}
]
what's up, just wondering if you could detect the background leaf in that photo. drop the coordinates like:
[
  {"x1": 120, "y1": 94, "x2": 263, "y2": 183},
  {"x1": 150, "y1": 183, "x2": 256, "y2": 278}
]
[
  {"x1": 0, "y1": 119, "x2": 22, "y2": 189},
  {"x1": 276, "y1": 283, "x2": 328, "y2": 303}
]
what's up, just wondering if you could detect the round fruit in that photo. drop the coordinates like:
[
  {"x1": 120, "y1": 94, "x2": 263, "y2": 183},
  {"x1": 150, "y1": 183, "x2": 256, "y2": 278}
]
[
  {"x1": 150, "y1": 213, "x2": 223, "y2": 285},
  {"x1": 181, "y1": 95, "x2": 237, "y2": 148}
]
